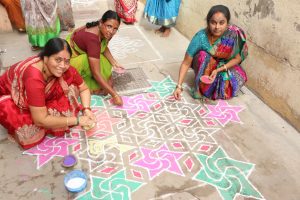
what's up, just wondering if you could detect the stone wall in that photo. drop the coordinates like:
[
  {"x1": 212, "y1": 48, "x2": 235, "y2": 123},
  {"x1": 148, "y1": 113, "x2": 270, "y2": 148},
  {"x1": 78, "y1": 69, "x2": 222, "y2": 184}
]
[{"x1": 140, "y1": 0, "x2": 300, "y2": 131}]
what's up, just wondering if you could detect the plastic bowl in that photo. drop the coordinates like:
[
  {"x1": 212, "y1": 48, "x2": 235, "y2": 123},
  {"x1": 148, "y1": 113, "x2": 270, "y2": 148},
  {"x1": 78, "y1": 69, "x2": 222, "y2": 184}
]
[
  {"x1": 200, "y1": 75, "x2": 214, "y2": 84},
  {"x1": 62, "y1": 154, "x2": 77, "y2": 168},
  {"x1": 64, "y1": 170, "x2": 87, "y2": 193}
]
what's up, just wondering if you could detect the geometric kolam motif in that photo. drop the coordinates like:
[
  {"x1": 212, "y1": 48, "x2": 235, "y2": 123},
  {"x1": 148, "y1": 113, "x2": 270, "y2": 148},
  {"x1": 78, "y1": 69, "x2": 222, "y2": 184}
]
[
  {"x1": 109, "y1": 35, "x2": 145, "y2": 60},
  {"x1": 194, "y1": 147, "x2": 264, "y2": 200},
  {"x1": 147, "y1": 76, "x2": 177, "y2": 98},
  {"x1": 22, "y1": 75, "x2": 264, "y2": 200},
  {"x1": 23, "y1": 136, "x2": 79, "y2": 169},
  {"x1": 133, "y1": 144, "x2": 184, "y2": 180},
  {"x1": 204, "y1": 100, "x2": 245, "y2": 127},
  {"x1": 76, "y1": 170, "x2": 143, "y2": 200}
]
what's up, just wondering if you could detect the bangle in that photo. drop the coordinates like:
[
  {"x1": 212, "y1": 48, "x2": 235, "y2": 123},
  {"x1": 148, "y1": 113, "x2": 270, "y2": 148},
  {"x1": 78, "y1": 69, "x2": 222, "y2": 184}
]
[
  {"x1": 223, "y1": 64, "x2": 227, "y2": 71},
  {"x1": 76, "y1": 116, "x2": 80, "y2": 126},
  {"x1": 82, "y1": 107, "x2": 91, "y2": 112},
  {"x1": 176, "y1": 84, "x2": 183, "y2": 91},
  {"x1": 113, "y1": 94, "x2": 119, "y2": 98},
  {"x1": 66, "y1": 117, "x2": 69, "y2": 127}
]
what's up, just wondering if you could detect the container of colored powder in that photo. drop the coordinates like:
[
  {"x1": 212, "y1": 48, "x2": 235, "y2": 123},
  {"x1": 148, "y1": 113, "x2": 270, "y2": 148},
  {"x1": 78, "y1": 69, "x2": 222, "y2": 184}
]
[
  {"x1": 64, "y1": 170, "x2": 87, "y2": 193},
  {"x1": 200, "y1": 75, "x2": 214, "y2": 84},
  {"x1": 62, "y1": 154, "x2": 77, "y2": 168}
]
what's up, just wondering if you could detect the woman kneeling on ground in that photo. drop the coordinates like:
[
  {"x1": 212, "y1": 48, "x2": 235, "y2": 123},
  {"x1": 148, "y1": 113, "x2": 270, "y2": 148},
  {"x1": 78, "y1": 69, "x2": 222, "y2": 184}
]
[
  {"x1": 67, "y1": 10, "x2": 123, "y2": 106},
  {"x1": 173, "y1": 5, "x2": 248, "y2": 101},
  {"x1": 0, "y1": 38, "x2": 96, "y2": 149}
]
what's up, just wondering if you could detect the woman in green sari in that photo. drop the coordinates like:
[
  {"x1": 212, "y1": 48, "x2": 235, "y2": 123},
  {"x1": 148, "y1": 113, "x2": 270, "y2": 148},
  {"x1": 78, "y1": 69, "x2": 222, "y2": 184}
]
[
  {"x1": 66, "y1": 10, "x2": 123, "y2": 106},
  {"x1": 21, "y1": 0, "x2": 60, "y2": 50}
]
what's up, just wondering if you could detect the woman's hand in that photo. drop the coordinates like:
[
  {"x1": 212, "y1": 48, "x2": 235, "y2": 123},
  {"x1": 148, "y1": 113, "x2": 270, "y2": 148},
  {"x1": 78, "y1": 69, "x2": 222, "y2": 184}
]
[
  {"x1": 209, "y1": 69, "x2": 218, "y2": 81},
  {"x1": 78, "y1": 115, "x2": 96, "y2": 127},
  {"x1": 112, "y1": 62, "x2": 123, "y2": 69},
  {"x1": 173, "y1": 87, "x2": 183, "y2": 100},
  {"x1": 112, "y1": 63, "x2": 125, "y2": 74},
  {"x1": 112, "y1": 95, "x2": 123, "y2": 106},
  {"x1": 83, "y1": 109, "x2": 96, "y2": 121}
]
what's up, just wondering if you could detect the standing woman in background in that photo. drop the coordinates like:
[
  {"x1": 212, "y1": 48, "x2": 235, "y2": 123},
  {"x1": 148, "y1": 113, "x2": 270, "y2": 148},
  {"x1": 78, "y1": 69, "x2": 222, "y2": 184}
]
[
  {"x1": 144, "y1": 0, "x2": 181, "y2": 37},
  {"x1": 114, "y1": 0, "x2": 138, "y2": 24},
  {"x1": 21, "y1": 0, "x2": 60, "y2": 50},
  {"x1": 0, "y1": 0, "x2": 26, "y2": 32},
  {"x1": 57, "y1": 0, "x2": 75, "y2": 31}
]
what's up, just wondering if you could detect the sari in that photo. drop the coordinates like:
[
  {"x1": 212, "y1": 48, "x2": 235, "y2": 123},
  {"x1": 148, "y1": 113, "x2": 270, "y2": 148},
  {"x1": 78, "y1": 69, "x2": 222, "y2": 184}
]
[
  {"x1": 66, "y1": 33, "x2": 112, "y2": 93},
  {"x1": 0, "y1": 56, "x2": 83, "y2": 149},
  {"x1": 0, "y1": 0, "x2": 25, "y2": 30},
  {"x1": 114, "y1": 0, "x2": 138, "y2": 24},
  {"x1": 144, "y1": 0, "x2": 181, "y2": 27},
  {"x1": 187, "y1": 25, "x2": 248, "y2": 100},
  {"x1": 20, "y1": 0, "x2": 60, "y2": 47}
]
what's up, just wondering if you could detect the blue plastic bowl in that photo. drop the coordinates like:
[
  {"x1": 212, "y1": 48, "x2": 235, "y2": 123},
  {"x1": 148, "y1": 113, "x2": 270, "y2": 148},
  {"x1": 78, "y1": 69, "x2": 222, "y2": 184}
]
[{"x1": 64, "y1": 170, "x2": 87, "y2": 193}]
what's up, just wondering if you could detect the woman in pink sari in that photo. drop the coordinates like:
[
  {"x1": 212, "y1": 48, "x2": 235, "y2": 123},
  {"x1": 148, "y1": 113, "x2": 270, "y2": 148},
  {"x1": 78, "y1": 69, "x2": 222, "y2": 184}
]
[
  {"x1": 114, "y1": 0, "x2": 138, "y2": 24},
  {"x1": 0, "y1": 38, "x2": 96, "y2": 149}
]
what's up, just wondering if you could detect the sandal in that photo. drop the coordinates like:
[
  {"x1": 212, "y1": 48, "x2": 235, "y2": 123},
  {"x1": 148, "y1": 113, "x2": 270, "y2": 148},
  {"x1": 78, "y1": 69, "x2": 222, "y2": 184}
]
[{"x1": 31, "y1": 46, "x2": 41, "y2": 51}]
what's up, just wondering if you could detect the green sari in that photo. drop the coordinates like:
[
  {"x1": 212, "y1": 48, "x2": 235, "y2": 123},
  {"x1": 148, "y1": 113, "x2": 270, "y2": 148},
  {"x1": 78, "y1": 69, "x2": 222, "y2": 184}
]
[{"x1": 66, "y1": 34, "x2": 112, "y2": 92}]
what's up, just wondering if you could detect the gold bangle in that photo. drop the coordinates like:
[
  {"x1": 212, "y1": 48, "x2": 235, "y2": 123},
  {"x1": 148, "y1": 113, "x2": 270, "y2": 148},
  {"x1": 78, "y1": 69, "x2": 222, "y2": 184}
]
[
  {"x1": 176, "y1": 84, "x2": 183, "y2": 91},
  {"x1": 76, "y1": 116, "x2": 80, "y2": 126},
  {"x1": 223, "y1": 64, "x2": 227, "y2": 71},
  {"x1": 113, "y1": 94, "x2": 119, "y2": 98},
  {"x1": 82, "y1": 107, "x2": 91, "y2": 112}
]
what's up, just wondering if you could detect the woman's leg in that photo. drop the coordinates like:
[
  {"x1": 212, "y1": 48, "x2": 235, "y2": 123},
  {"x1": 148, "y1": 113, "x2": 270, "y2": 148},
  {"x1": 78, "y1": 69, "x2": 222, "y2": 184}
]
[{"x1": 0, "y1": 96, "x2": 45, "y2": 149}]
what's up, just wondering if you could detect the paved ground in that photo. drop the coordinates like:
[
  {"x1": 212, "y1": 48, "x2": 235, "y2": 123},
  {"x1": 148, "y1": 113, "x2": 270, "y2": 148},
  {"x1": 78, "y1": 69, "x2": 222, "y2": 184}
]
[{"x1": 0, "y1": 1, "x2": 300, "y2": 200}]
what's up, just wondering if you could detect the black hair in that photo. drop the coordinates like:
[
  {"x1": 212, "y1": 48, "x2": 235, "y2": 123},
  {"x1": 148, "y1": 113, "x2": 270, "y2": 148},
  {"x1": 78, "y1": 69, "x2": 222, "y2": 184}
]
[
  {"x1": 85, "y1": 10, "x2": 121, "y2": 28},
  {"x1": 206, "y1": 5, "x2": 231, "y2": 25},
  {"x1": 39, "y1": 38, "x2": 72, "y2": 59}
]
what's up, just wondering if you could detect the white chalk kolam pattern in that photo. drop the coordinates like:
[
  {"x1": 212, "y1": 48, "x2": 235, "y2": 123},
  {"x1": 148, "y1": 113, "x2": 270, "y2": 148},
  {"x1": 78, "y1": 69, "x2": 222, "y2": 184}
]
[
  {"x1": 63, "y1": 77, "x2": 262, "y2": 200},
  {"x1": 23, "y1": 76, "x2": 264, "y2": 200},
  {"x1": 109, "y1": 35, "x2": 145, "y2": 60}
]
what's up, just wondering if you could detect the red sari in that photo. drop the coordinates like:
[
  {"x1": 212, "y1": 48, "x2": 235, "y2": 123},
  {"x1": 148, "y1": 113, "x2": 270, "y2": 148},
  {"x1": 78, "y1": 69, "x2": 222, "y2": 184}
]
[
  {"x1": 0, "y1": 56, "x2": 83, "y2": 149},
  {"x1": 114, "y1": 0, "x2": 138, "y2": 23}
]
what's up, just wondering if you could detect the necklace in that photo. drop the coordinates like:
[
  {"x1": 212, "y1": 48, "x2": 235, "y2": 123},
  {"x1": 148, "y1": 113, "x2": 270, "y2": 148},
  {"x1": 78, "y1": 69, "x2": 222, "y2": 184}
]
[
  {"x1": 209, "y1": 34, "x2": 216, "y2": 45},
  {"x1": 42, "y1": 64, "x2": 50, "y2": 82}
]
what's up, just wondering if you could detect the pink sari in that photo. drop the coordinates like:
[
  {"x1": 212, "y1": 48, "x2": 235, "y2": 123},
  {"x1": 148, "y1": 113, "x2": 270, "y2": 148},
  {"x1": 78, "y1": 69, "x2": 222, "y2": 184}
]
[
  {"x1": 114, "y1": 0, "x2": 138, "y2": 23},
  {"x1": 0, "y1": 56, "x2": 82, "y2": 149}
]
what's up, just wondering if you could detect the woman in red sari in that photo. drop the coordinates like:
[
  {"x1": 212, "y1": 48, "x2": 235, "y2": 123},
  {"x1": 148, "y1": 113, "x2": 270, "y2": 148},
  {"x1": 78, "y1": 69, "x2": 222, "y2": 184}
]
[
  {"x1": 114, "y1": 0, "x2": 138, "y2": 24},
  {"x1": 0, "y1": 38, "x2": 96, "y2": 149}
]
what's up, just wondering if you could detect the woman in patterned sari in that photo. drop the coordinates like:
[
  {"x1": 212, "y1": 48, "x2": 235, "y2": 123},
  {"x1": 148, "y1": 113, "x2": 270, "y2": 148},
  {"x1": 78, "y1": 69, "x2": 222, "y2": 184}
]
[
  {"x1": 0, "y1": 38, "x2": 96, "y2": 149},
  {"x1": 66, "y1": 10, "x2": 123, "y2": 106},
  {"x1": 114, "y1": 0, "x2": 138, "y2": 24},
  {"x1": 21, "y1": 0, "x2": 60, "y2": 50},
  {"x1": 57, "y1": 0, "x2": 75, "y2": 31},
  {"x1": 173, "y1": 5, "x2": 248, "y2": 101}
]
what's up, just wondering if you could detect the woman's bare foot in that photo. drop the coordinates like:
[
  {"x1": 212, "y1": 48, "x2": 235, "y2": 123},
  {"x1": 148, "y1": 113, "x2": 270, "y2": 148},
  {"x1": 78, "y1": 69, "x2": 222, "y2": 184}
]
[
  {"x1": 155, "y1": 26, "x2": 165, "y2": 34},
  {"x1": 18, "y1": 28, "x2": 26, "y2": 33},
  {"x1": 162, "y1": 27, "x2": 171, "y2": 37}
]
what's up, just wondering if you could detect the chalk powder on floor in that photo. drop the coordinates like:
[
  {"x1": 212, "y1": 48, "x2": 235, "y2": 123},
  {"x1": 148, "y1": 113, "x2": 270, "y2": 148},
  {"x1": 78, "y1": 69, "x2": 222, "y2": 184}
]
[{"x1": 66, "y1": 177, "x2": 86, "y2": 189}]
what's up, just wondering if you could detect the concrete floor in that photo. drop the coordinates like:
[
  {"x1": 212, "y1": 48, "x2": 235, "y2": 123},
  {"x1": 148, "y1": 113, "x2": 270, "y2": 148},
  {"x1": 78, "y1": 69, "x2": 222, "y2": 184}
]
[{"x1": 0, "y1": 1, "x2": 300, "y2": 200}]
